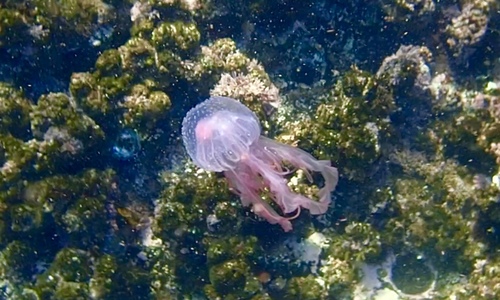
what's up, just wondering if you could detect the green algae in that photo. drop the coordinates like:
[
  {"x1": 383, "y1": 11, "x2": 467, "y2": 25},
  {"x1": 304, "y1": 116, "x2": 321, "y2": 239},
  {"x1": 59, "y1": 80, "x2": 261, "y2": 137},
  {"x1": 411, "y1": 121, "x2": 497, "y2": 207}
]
[{"x1": 0, "y1": 0, "x2": 500, "y2": 299}]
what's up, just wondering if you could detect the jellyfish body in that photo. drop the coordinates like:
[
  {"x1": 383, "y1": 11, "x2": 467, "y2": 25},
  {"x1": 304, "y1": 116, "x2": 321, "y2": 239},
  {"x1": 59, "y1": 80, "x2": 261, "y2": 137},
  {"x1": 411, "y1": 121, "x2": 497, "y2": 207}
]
[{"x1": 182, "y1": 96, "x2": 338, "y2": 231}]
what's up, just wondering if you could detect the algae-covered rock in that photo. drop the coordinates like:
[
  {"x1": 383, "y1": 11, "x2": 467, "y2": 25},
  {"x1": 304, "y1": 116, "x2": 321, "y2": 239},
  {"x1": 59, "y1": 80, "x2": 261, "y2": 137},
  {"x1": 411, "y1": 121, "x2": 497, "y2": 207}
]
[
  {"x1": 0, "y1": 83, "x2": 32, "y2": 139},
  {"x1": 0, "y1": 240, "x2": 38, "y2": 282},
  {"x1": 122, "y1": 85, "x2": 171, "y2": 129},
  {"x1": 284, "y1": 275, "x2": 327, "y2": 299},
  {"x1": 1, "y1": 0, "x2": 500, "y2": 298},
  {"x1": 151, "y1": 21, "x2": 201, "y2": 52},
  {"x1": 278, "y1": 67, "x2": 395, "y2": 181},
  {"x1": 205, "y1": 258, "x2": 262, "y2": 299},
  {"x1": 9, "y1": 202, "x2": 44, "y2": 233},
  {"x1": 34, "y1": 247, "x2": 92, "y2": 298}
]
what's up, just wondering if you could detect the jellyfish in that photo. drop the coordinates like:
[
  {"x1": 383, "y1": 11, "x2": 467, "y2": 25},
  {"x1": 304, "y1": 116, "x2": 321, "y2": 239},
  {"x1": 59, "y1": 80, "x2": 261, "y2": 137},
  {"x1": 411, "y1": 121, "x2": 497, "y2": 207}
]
[
  {"x1": 112, "y1": 129, "x2": 141, "y2": 160},
  {"x1": 182, "y1": 96, "x2": 338, "y2": 231}
]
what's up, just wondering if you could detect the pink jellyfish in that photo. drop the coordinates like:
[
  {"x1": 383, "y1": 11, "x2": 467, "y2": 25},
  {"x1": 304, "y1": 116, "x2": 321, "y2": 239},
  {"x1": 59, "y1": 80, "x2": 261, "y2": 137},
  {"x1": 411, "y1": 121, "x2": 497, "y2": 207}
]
[{"x1": 181, "y1": 96, "x2": 338, "y2": 231}]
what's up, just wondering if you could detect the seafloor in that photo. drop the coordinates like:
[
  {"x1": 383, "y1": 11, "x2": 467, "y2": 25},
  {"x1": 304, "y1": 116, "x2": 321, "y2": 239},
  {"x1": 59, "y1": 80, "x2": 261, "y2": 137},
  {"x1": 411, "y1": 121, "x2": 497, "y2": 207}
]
[{"x1": 1, "y1": 0, "x2": 500, "y2": 299}]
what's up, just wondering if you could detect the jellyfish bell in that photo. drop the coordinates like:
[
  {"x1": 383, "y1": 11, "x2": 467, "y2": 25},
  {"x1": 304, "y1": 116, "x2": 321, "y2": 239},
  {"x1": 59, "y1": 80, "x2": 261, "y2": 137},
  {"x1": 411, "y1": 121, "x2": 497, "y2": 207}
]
[
  {"x1": 182, "y1": 96, "x2": 338, "y2": 231},
  {"x1": 112, "y1": 128, "x2": 141, "y2": 160},
  {"x1": 182, "y1": 96, "x2": 260, "y2": 172},
  {"x1": 194, "y1": 117, "x2": 214, "y2": 141}
]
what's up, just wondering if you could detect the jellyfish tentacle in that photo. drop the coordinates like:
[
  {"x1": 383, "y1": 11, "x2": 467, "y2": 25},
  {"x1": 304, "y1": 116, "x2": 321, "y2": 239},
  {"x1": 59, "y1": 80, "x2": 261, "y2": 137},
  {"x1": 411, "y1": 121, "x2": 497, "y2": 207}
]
[
  {"x1": 257, "y1": 136, "x2": 338, "y2": 209},
  {"x1": 286, "y1": 207, "x2": 301, "y2": 220},
  {"x1": 225, "y1": 169, "x2": 293, "y2": 232}
]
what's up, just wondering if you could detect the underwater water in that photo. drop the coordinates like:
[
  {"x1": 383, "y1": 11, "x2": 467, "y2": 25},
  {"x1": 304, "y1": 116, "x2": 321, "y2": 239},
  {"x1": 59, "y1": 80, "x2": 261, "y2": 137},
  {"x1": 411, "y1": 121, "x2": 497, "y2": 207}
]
[{"x1": 0, "y1": 0, "x2": 499, "y2": 299}]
